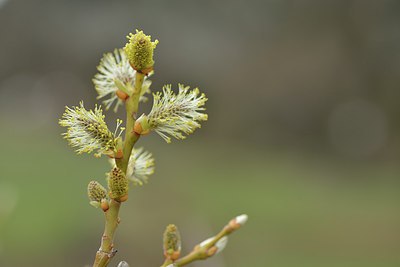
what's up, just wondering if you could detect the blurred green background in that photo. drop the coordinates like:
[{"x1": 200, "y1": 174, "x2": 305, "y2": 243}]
[{"x1": 1, "y1": 0, "x2": 400, "y2": 266}]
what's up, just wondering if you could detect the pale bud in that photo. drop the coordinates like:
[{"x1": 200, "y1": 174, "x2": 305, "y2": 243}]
[
  {"x1": 235, "y1": 214, "x2": 248, "y2": 226},
  {"x1": 199, "y1": 236, "x2": 228, "y2": 255},
  {"x1": 229, "y1": 214, "x2": 249, "y2": 230},
  {"x1": 117, "y1": 261, "x2": 129, "y2": 267},
  {"x1": 214, "y1": 236, "x2": 228, "y2": 255},
  {"x1": 199, "y1": 237, "x2": 214, "y2": 248}
]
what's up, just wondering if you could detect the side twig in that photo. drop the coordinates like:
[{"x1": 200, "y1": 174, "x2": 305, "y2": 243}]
[{"x1": 160, "y1": 214, "x2": 248, "y2": 267}]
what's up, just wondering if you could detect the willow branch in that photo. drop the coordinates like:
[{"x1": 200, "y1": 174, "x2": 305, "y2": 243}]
[{"x1": 93, "y1": 71, "x2": 145, "y2": 267}]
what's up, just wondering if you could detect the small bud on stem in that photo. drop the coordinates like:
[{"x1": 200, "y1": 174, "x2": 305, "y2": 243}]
[
  {"x1": 133, "y1": 114, "x2": 150, "y2": 135},
  {"x1": 226, "y1": 214, "x2": 249, "y2": 232},
  {"x1": 199, "y1": 236, "x2": 228, "y2": 255},
  {"x1": 101, "y1": 199, "x2": 110, "y2": 212},
  {"x1": 163, "y1": 224, "x2": 182, "y2": 261},
  {"x1": 116, "y1": 90, "x2": 129, "y2": 101}
]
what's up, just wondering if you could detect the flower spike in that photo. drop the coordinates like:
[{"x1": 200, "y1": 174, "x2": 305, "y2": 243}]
[
  {"x1": 109, "y1": 147, "x2": 155, "y2": 185},
  {"x1": 128, "y1": 147, "x2": 155, "y2": 185},
  {"x1": 93, "y1": 48, "x2": 152, "y2": 112},
  {"x1": 87, "y1": 180, "x2": 107, "y2": 208},
  {"x1": 59, "y1": 102, "x2": 122, "y2": 157},
  {"x1": 107, "y1": 167, "x2": 129, "y2": 202},
  {"x1": 124, "y1": 30, "x2": 159, "y2": 74},
  {"x1": 145, "y1": 84, "x2": 208, "y2": 143}
]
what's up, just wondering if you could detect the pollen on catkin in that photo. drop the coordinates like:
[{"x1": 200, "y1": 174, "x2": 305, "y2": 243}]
[
  {"x1": 108, "y1": 147, "x2": 155, "y2": 186},
  {"x1": 147, "y1": 84, "x2": 208, "y2": 143},
  {"x1": 124, "y1": 30, "x2": 158, "y2": 74},
  {"x1": 128, "y1": 147, "x2": 155, "y2": 185},
  {"x1": 107, "y1": 167, "x2": 129, "y2": 202},
  {"x1": 59, "y1": 102, "x2": 122, "y2": 157},
  {"x1": 93, "y1": 48, "x2": 153, "y2": 112}
]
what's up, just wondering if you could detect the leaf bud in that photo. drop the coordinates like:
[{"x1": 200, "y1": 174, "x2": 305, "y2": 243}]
[
  {"x1": 100, "y1": 199, "x2": 109, "y2": 212},
  {"x1": 228, "y1": 214, "x2": 248, "y2": 231},
  {"x1": 116, "y1": 89, "x2": 129, "y2": 101},
  {"x1": 133, "y1": 114, "x2": 150, "y2": 135},
  {"x1": 199, "y1": 236, "x2": 228, "y2": 256}
]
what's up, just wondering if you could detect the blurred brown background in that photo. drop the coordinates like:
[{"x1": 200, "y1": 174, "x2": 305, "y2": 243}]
[{"x1": 1, "y1": 0, "x2": 400, "y2": 266}]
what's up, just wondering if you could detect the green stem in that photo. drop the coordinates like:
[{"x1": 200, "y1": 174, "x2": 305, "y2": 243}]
[
  {"x1": 93, "y1": 72, "x2": 145, "y2": 267},
  {"x1": 117, "y1": 72, "x2": 144, "y2": 172},
  {"x1": 173, "y1": 251, "x2": 199, "y2": 267},
  {"x1": 92, "y1": 200, "x2": 121, "y2": 267}
]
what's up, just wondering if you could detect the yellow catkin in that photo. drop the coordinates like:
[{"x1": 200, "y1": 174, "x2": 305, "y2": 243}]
[
  {"x1": 88, "y1": 180, "x2": 107, "y2": 203},
  {"x1": 163, "y1": 224, "x2": 181, "y2": 260},
  {"x1": 107, "y1": 167, "x2": 129, "y2": 202},
  {"x1": 124, "y1": 30, "x2": 158, "y2": 74}
]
